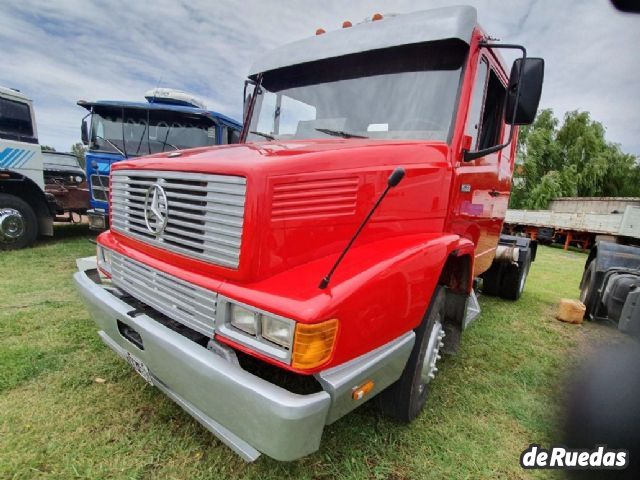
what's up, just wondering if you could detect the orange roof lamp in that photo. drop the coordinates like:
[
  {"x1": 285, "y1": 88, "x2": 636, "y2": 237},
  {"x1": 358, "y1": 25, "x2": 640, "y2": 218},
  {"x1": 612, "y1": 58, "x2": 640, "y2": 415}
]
[
  {"x1": 342, "y1": 20, "x2": 352, "y2": 28},
  {"x1": 315, "y1": 28, "x2": 326, "y2": 35},
  {"x1": 372, "y1": 13, "x2": 384, "y2": 21}
]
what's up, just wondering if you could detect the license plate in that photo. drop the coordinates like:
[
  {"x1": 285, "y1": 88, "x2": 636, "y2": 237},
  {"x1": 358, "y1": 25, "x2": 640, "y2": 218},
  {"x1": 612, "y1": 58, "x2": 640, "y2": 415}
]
[{"x1": 125, "y1": 352, "x2": 153, "y2": 385}]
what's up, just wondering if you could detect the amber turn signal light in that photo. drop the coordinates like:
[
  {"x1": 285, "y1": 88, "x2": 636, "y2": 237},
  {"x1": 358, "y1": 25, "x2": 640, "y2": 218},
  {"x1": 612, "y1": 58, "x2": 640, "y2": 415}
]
[
  {"x1": 352, "y1": 380, "x2": 375, "y2": 400},
  {"x1": 292, "y1": 319, "x2": 338, "y2": 369}
]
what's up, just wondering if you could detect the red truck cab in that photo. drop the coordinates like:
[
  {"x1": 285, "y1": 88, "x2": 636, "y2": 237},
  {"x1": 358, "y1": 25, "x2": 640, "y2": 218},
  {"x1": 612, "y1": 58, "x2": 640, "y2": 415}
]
[{"x1": 75, "y1": 6, "x2": 543, "y2": 461}]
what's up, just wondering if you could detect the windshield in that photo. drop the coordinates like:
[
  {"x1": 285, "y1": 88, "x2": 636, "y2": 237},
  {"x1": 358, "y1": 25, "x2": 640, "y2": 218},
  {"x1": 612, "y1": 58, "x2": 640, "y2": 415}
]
[
  {"x1": 42, "y1": 152, "x2": 80, "y2": 168},
  {"x1": 247, "y1": 40, "x2": 467, "y2": 143},
  {"x1": 89, "y1": 107, "x2": 217, "y2": 156}
]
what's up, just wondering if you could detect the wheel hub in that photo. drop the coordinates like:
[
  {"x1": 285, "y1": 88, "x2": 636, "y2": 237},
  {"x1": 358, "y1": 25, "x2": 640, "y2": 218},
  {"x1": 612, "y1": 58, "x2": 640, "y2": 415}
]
[
  {"x1": 0, "y1": 208, "x2": 25, "y2": 241},
  {"x1": 421, "y1": 318, "x2": 445, "y2": 386}
]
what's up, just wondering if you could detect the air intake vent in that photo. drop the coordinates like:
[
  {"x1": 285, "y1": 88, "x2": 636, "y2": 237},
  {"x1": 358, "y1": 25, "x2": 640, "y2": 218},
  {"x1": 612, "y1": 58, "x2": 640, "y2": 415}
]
[{"x1": 271, "y1": 177, "x2": 359, "y2": 221}]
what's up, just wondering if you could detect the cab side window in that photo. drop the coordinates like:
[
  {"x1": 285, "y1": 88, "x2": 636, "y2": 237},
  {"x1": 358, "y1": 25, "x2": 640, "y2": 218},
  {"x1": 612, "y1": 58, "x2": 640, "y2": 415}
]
[
  {"x1": 478, "y1": 69, "x2": 507, "y2": 150},
  {"x1": 465, "y1": 57, "x2": 507, "y2": 151},
  {"x1": 228, "y1": 128, "x2": 240, "y2": 144},
  {"x1": 220, "y1": 125, "x2": 240, "y2": 144},
  {"x1": 465, "y1": 59, "x2": 489, "y2": 149},
  {"x1": 0, "y1": 97, "x2": 36, "y2": 143}
]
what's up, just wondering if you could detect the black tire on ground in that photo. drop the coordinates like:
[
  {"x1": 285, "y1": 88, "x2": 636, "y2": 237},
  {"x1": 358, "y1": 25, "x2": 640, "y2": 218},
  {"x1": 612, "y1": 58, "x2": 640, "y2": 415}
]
[
  {"x1": 500, "y1": 249, "x2": 532, "y2": 301},
  {"x1": 377, "y1": 286, "x2": 446, "y2": 423},
  {"x1": 579, "y1": 261, "x2": 596, "y2": 318},
  {"x1": 0, "y1": 193, "x2": 38, "y2": 250},
  {"x1": 480, "y1": 263, "x2": 502, "y2": 296}
]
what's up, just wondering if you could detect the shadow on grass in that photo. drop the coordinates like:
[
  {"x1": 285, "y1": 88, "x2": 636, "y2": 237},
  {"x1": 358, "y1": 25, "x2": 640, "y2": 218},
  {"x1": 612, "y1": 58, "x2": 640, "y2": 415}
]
[{"x1": 35, "y1": 223, "x2": 96, "y2": 246}]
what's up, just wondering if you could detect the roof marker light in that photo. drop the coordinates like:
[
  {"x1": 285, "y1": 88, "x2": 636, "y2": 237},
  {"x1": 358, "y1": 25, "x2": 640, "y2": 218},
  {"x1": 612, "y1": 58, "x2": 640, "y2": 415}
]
[
  {"x1": 315, "y1": 28, "x2": 326, "y2": 35},
  {"x1": 342, "y1": 20, "x2": 352, "y2": 28},
  {"x1": 372, "y1": 13, "x2": 383, "y2": 21}
]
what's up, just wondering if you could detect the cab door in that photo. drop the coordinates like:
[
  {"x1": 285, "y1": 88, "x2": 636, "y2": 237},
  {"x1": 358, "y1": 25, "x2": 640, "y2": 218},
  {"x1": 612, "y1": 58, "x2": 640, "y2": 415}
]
[{"x1": 450, "y1": 51, "x2": 511, "y2": 276}]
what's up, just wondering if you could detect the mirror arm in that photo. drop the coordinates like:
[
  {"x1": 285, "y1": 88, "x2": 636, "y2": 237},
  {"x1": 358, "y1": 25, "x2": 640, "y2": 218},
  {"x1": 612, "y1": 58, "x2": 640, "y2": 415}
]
[
  {"x1": 240, "y1": 74, "x2": 263, "y2": 143},
  {"x1": 463, "y1": 42, "x2": 527, "y2": 162}
]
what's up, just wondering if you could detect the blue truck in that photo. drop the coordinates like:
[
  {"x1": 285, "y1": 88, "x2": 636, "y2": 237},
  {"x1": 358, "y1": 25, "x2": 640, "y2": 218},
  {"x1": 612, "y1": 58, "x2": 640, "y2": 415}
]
[{"x1": 78, "y1": 88, "x2": 242, "y2": 230}]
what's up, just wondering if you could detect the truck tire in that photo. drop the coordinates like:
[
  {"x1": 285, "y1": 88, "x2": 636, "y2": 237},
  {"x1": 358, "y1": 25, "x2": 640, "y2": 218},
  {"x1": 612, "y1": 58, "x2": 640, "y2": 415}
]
[
  {"x1": 500, "y1": 249, "x2": 531, "y2": 301},
  {"x1": 480, "y1": 263, "x2": 501, "y2": 296},
  {"x1": 377, "y1": 286, "x2": 446, "y2": 423},
  {"x1": 0, "y1": 193, "x2": 38, "y2": 250}
]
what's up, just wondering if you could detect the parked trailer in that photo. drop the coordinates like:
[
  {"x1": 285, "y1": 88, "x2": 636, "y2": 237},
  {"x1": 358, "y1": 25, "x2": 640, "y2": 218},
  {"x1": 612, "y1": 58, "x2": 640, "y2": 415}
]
[
  {"x1": 75, "y1": 6, "x2": 544, "y2": 461},
  {"x1": 504, "y1": 197, "x2": 640, "y2": 250}
]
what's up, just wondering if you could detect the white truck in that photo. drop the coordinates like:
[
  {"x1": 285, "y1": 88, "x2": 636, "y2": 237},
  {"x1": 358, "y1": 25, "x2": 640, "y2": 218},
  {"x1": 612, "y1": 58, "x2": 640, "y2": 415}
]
[{"x1": 0, "y1": 86, "x2": 57, "y2": 249}]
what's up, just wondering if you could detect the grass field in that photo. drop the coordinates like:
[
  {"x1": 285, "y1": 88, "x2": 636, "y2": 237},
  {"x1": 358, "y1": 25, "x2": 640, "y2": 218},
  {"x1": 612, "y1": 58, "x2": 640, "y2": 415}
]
[{"x1": 0, "y1": 226, "x2": 620, "y2": 479}]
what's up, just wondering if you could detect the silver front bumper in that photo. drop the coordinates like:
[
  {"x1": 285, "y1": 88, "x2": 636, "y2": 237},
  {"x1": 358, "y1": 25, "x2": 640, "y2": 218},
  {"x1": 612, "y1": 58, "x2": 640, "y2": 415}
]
[{"x1": 74, "y1": 258, "x2": 414, "y2": 461}]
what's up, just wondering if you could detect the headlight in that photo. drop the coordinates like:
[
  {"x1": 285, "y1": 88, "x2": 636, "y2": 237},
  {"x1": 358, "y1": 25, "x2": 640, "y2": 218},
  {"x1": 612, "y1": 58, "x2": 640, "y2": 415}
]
[
  {"x1": 97, "y1": 245, "x2": 112, "y2": 275},
  {"x1": 230, "y1": 304, "x2": 258, "y2": 335},
  {"x1": 261, "y1": 315, "x2": 294, "y2": 349}
]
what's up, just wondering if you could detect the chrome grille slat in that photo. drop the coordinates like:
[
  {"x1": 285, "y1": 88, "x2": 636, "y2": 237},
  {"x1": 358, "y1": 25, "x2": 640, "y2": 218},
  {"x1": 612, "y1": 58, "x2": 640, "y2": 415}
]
[
  {"x1": 120, "y1": 187, "x2": 245, "y2": 207},
  {"x1": 116, "y1": 257, "x2": 216, "y2": 308},
  {"x1": 110, "y1": 169, "x2": 246, "y2": 268},
  {"x1": 114, "y1": 214, "x2": 242, "y2": 243},
  {"x1": 123, "y1": 182, "x2": 245, "y2": 195},
  {"x1": 110, "y1": 251, "x2": 217, "y2": 336},
  {"x1": 111, "y1": 194, "x2": 245, "y2": 224},
  {"x1": 112, "y1": 219, "x2": 240, "y2": 258}
]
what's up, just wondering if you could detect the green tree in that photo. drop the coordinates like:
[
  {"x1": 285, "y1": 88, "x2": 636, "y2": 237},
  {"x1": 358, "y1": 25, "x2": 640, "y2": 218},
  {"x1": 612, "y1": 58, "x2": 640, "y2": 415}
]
[
  {"x1": 510, "y1": 109, "x2": 640, "y2": 209},
  {"x1": 71, "y1": 142, "x2": 87, "y2": 169}
]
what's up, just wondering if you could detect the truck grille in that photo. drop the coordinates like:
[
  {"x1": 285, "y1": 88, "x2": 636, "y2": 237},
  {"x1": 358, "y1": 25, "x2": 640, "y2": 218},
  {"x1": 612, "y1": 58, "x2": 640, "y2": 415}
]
[
  {"x1": 110, "y1": 250, "x2": 218, "y2": 336},
  {"x1": 90, "y1": 174, "x2": 110, "y2": 202},
  {"x1": 110, "y1": 170, "x2": 246, "y2": 268}
]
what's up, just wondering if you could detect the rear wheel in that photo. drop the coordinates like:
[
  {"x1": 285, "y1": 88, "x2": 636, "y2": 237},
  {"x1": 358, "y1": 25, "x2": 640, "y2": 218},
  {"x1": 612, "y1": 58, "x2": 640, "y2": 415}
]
[
  {"x1": 377, "y1": 286, "x2": 447, "y2": 422},
  {"x1": 0, "y1": 193, "x2": 38, "y2": 250},
  {"x1": 501, "y1": 249, "x2": 532, "y2": 300},
  {"x1": 480, "y1": 263, "x2": 501, "y2": 296}
]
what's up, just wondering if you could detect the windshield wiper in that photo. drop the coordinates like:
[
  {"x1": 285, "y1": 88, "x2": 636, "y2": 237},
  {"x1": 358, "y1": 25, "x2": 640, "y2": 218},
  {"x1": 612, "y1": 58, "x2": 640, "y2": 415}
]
[
  {"x1": 315, "y1": 128, "x2": 368, "y2": 139},
  {"x1": 159, "y1": 140, "x2": 179, "y2": 151},
  {"x1": 249, "y1": 130, "x2": 276, "y2": 141},
  {"x1": 95, "y1": 135, "x2": 126, "y2": 157}
]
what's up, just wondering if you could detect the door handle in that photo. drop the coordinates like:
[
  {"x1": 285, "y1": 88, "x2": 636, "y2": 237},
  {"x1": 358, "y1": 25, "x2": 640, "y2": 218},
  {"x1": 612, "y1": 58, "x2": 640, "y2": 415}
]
[{"x1": 489, "y1": 189, "x2": 500, "y2": 197}]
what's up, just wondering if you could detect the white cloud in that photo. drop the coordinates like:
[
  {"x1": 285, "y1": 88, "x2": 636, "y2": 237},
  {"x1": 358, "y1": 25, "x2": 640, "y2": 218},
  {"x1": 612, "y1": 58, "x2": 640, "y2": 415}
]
[{"x1": 0, "y1": 0, "x2": 638, "y2": 154}]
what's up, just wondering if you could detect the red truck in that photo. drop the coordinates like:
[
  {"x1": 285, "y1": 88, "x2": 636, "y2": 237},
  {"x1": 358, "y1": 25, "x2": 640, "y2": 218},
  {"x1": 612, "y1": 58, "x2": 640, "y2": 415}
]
[{"x1": 74, "y1": 6, "x2": 544, "y2": 461}]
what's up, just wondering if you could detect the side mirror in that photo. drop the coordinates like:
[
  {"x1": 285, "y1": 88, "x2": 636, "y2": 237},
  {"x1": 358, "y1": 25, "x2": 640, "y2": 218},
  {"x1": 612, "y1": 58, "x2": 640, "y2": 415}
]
[
  {"x1": 81, "y1": 119, "x2": 89, "y2": 145},
  {"x1": 506, "y1": 58, "x2": 544, "y2": 125}
]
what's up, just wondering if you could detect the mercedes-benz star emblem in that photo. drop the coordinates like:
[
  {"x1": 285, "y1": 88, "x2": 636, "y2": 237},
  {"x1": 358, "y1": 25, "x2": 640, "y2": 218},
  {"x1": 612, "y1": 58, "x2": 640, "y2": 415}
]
[{"x1": 144, "y1": 184, "x2": 169, "y2": 235}]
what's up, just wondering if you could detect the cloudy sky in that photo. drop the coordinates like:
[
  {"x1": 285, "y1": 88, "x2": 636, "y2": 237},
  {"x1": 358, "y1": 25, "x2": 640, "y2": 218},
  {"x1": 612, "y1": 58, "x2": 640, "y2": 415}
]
[{"x1": 1, "y1": 0, "x2": 638, "y2": 155}]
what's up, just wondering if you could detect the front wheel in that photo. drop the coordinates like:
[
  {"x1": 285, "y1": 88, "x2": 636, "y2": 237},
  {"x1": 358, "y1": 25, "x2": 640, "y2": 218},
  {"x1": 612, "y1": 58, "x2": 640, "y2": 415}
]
[
  {"x1": 377, "y1": 286, "x2": 447, "y2": 422},
  {"x1": 0, "y1": 193, "x2": 38, "y2": 250}
]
